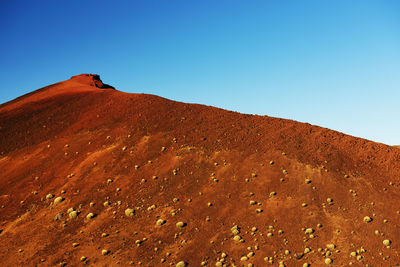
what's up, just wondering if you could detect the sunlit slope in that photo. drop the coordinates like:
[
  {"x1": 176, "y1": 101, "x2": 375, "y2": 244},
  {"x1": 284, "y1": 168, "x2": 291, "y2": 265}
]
[{"x1": 0, "y1": 74, "x2": 399, "y2": 266}]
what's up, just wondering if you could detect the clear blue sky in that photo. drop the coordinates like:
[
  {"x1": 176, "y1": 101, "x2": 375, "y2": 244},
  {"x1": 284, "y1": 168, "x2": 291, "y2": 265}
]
[{"x1": 1, "y1": 0, "x2": 399, "y2": 145}]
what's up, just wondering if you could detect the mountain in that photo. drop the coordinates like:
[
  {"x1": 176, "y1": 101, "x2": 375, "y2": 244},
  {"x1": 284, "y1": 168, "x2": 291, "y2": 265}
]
[{"x1": 0, "y1": 74, "x2": 399, "y2": 266}]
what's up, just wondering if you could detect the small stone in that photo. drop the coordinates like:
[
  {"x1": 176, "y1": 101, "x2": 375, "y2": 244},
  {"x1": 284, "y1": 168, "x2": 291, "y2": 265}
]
[
  {"x1": 176, "y1": 222, "x2": 186, "y2": 228},
  {"x1": 327, "y1": 244, "x2": 336, "y2": 250},
  {"x1": 233, "y1": 235, "x2": 241, "y2": 242},
  {"x1": 69, "y1": 211, "x2": 78, "y2": 219},
  {"x1": 176, "y1": 261, "x2": 187, "y2": 267},
  {"x1": 54, "y1": 197, "x2": 63, "y2": 204},
  {"x1": 240, "y1": 256, "x2": 248, "y2": 261},
  {"x1": 125, "y1": 208, "x2": 135, "y2": 217},
  {"x1": 101, "y1": 249, "x2": 109, "y2": 255},
  {"x1": 363, "y1": 216, "x2": 372, "y2": 223},
  {"x1": 325, "y1": 258, "x2": 332, "y2": 264},
  {"x1": 383, "y1": 239, "x2": 391, "y2": 247},
  {"x1": 147, "y1": 204, "x2": 156, "y2": 211},
  {"x1": 156, "y1": 219, "x2": 166, "y2": 226},
  {"x1": 304, "y1": 228, "x2": 314, "y2": 234}
]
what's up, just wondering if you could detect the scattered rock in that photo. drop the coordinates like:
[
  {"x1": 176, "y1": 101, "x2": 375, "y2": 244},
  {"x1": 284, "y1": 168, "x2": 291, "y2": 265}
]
[
  {"x1": 125, "y1": 208, "x2": 135, "y2": 217},
  {"x1": 54, "y1": 197, "x2": 63, "y2": 204},
  {"x1": 69, "y1": 211, "x2": 78, "y2": 219},
  {"x1": 147, "y1": 204, "x2": 156, "y2": 211},
  {"x1": 326, "y1": 244, "x2": 336, "y2": 250},
  {"x1": 363, "y1": 216, "x2": 372, "y2": 223},
  {"x1": 176, "y1": 261, "x2": 187, "y2": 267},
  {"x1": 156, "y1": 219, "x2": 166, "y2": 226},
  {"x1": 240, "y1": 256, "x2": 248, "y2": 261},
  {"x1": 176, "y1": 222, "x2": 186, "y2": 228},
  {"x1": 304, "y1": 228, "x2": 314, "y2": 234},
  {"x1": 383, "y1": 239, "x2": 392, "y2": 247}
]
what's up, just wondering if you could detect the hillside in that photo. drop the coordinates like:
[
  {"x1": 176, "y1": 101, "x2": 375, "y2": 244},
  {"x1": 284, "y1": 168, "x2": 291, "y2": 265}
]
[{"x1": 0, "y1": 74, "x2": 399, "y2": 266}]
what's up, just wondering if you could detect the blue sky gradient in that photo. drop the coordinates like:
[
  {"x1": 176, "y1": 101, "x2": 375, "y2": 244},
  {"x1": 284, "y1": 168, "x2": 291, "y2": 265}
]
[{"x1": 1, "y1": 0, "x2": 399, "y2": 144}]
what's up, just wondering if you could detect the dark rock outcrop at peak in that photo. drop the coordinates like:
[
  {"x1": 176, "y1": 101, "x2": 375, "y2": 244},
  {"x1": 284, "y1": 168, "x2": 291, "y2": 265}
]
[{"x1": 69, "y1": 74, "x2": 115, "y2": 89}]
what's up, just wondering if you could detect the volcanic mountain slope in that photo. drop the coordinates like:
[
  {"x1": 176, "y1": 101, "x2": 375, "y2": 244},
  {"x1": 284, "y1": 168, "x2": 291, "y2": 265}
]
[{"x1": 0, "y1": 74, "x2": 399, "y2": 267}]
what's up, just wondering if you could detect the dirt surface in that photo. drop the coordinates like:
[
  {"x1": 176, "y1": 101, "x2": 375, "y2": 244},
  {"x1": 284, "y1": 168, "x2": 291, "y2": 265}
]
[{"x1": 0, "y1": 74, "x2": 399, "y2": 266}]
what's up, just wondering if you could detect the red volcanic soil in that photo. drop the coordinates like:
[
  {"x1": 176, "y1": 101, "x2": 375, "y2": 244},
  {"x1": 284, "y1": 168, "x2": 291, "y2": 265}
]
[{"x1": 0, "y1": 74, "x2": 399, "y2": 266}]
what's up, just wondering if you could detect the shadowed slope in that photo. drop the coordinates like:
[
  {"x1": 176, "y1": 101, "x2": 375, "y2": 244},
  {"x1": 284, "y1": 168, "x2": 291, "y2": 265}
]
[{"x1": 0, "y1": 75, "x2": 399, "y2": 266}]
